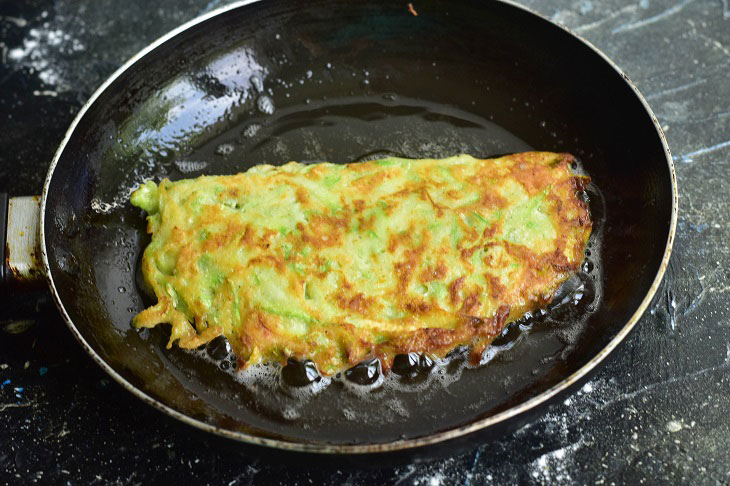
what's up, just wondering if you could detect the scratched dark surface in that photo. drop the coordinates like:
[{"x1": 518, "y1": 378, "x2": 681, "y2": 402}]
[{"x1": 1, "y1": 0, "x2": 728, "y2": 484}]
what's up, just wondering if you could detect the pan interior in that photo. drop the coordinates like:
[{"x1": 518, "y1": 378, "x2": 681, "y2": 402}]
[{"x1": 44, "y1": 0, "x2": 672, "y2": 446}]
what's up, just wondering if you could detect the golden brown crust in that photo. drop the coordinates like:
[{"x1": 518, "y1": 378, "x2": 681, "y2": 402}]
[{"x1": 131, "y1": 153, "x2": 592, "y2": 375}]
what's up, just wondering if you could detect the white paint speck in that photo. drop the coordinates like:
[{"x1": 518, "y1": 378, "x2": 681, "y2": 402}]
[
  {"x1": 666, "y1": 420, "x2": 683, "y2": 433},
  {"x1": 0, "y1": 16, "x2": 27, "y2": 27},
  {"x1": 427, "y1": 475, "x2": 443, "y2": 486},
  {"x1": 32, "y1": 89, "x2": 57, "y2": 97},
  {"x1": 529, "y1": 441, "x2": 584, "y2": 483}
]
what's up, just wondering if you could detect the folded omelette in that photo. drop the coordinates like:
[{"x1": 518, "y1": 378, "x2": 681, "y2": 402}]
[{"x1": 131, "y1": 152, "x2": 591, "y2": 375}]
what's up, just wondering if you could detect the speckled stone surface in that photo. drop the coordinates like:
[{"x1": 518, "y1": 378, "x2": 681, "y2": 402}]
[{"x1": 1, "y1": 0, "x2": 728, "y2": 484}]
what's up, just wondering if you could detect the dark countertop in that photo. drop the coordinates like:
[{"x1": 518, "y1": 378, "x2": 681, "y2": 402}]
[{"x1": 1, "y1": 0, "x2": 728, "y2": 484}]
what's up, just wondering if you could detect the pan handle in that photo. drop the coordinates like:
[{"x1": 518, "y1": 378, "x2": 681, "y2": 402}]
[{"x1": 1, "y1": 193, "x2": 45, "y2": 289}]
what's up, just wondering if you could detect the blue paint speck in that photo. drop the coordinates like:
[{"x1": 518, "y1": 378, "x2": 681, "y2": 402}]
[
  {"x1": 1, "y1": 379, "x2": 10, "y2": 389},
  {"x1": 39, "y1": 367, "x2": 48, "y2": 376},
  {"x1": 691, "y1": 222, "x2": 709, "y2": 233}
]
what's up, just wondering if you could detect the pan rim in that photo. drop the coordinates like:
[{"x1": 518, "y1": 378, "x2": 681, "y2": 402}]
[{"x1": 39, "y1": 0, "x2": 678, "y2": 454}]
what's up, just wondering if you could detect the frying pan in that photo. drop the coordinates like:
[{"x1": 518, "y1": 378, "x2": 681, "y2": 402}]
[{"x1": 1, "y1": 0, "x2": 676, "y2": 461}]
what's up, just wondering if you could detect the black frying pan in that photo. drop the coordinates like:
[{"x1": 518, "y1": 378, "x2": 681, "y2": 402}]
[{"x1": 1, "y1": 0, "x2": 676, "y2": 460}]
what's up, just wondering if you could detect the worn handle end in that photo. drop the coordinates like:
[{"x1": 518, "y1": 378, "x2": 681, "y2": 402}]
[
  {"x1": 3, "y1": 195, "x2": 44, "y2": 290},
  {"x1": 0, "y1": 193, "x2": 8, "y2": 287}
]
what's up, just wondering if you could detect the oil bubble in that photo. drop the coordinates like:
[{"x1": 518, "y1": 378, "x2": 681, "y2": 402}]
[
  {"x1": 551, "y1": 274, "x2": 584, "y2": 307},
  {"x1": 345, "y1": 358, "x2": 380, "y2": 386},
  {"x1": 547, "y1": 272, "x2": 597, "y2": 322},
  {"x1": 206, "y1": 336, "x2": 231, "y2": 361},
  {"x1": 392, "y1": 353, "x2": 420, "y2": 376},
  {"x1": 281, "y1": 359, "x2": 321, "y2": 387},
  {"x1": 278, "y1": 361, "x2": 330, "y2": 399}
]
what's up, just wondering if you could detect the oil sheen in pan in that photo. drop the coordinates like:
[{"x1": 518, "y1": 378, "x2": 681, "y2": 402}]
[{"x1": 136, "y1": 95, "x2": 605, "y2": 442}]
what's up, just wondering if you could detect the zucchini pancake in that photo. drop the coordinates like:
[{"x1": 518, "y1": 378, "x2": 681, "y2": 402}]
[{"x1": 131, "y1": 152, "x2": 591, "y2": 376}]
